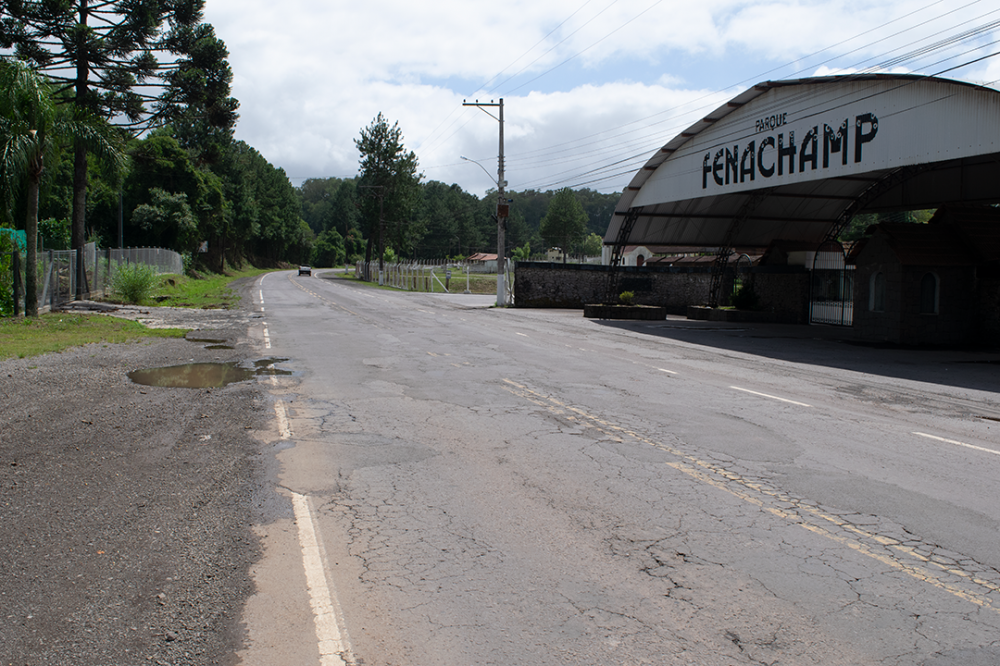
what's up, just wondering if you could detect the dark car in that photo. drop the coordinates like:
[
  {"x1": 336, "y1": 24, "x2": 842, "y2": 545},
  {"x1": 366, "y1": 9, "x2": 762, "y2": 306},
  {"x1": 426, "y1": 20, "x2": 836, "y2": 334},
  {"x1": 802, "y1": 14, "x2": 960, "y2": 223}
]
[{"x1": 298, "y1": 266, "x2": 311, "y2": 276}]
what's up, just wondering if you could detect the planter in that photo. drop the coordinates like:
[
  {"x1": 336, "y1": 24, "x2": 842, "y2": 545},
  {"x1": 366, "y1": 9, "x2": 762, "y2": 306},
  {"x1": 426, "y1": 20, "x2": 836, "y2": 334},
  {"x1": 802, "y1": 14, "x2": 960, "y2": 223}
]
[
  {"x1": 686, "y1": 305, "x2": 794, "y2": 323},
  {"x1": 583, "y1": 304, "x2": 667, "y2": 320}
]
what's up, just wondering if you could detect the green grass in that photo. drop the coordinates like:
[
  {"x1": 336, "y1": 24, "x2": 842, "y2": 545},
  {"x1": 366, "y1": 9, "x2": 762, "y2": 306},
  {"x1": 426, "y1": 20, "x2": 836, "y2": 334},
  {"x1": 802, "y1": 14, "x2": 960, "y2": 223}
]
[
  {"x1": 145, "y1": 266, "x2": 277, "y2": 309},
  {"x1": 1, "y1": 266, "x2": 282, "y2": 359},
  {"x1": 0, "y1": 314, "x2": 187, "y2": 360}
]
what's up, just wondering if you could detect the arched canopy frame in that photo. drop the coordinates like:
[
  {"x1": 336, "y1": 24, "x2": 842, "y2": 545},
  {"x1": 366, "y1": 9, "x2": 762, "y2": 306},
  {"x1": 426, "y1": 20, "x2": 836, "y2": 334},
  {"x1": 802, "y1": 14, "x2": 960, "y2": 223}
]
[{"x1": 607, "y1": 74, "x2": 1000, "y2": 255}]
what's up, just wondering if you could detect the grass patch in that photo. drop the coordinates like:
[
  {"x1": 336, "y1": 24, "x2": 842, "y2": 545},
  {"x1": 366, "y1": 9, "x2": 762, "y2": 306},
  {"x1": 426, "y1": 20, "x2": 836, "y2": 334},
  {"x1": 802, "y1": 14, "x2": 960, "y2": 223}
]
[
  {"x1": 143, "y1": 266, "x2": 277, "y2": 309},
  {"x1": 0, "y1": 314, "x2": 187, "y2": 360}
]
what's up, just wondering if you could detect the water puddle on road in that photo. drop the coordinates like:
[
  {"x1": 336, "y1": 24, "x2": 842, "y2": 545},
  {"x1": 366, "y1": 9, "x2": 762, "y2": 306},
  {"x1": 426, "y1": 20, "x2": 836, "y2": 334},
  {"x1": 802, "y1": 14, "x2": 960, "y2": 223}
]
[{"x1": 128, "y1": 358, "x2": 291, "y2": 388}]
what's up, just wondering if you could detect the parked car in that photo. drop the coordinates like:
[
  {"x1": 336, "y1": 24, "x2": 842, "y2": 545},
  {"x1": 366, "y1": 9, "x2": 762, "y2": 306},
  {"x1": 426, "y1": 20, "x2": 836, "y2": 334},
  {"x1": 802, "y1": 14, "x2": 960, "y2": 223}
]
[{"x1": 298, "y1": 266, "x2": 311, "y2": 276}]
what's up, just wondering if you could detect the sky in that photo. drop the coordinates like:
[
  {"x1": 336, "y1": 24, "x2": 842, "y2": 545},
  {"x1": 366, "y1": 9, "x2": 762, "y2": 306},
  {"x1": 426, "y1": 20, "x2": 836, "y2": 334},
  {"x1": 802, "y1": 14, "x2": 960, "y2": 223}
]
[{"x1": 201, "y1": 0, "x2": 1000, "y2": 198}]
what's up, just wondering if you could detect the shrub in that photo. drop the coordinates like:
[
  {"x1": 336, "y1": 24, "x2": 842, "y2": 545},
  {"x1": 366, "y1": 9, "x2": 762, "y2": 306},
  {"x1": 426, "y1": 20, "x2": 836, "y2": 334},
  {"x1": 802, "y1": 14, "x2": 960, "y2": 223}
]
[
  {"x1": 619, "y1": 290, "x2": 636, "y2": 305},
  {"x1": 0, "y1": 240, "x2": 13, "y2": 317},
  {"x1": 110, "y1": 262, "x2": 158, "y2": 304},
  {"x1": 732, "y1": 283, "x2": 760, "y2": 310}
]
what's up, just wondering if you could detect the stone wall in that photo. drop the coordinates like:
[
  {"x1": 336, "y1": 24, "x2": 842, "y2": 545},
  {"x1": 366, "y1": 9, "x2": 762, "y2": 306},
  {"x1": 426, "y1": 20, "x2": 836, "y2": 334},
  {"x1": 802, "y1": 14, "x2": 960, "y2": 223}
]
[
  {"x1": 513, "y1": 262, "x2": 812, "y2": 323},
  {"x1": 513, "y1": 262, "x2": 712, "y2": 311},
  {"x1": 748, "y1": 268, "x2": 812, "y2": 324}
]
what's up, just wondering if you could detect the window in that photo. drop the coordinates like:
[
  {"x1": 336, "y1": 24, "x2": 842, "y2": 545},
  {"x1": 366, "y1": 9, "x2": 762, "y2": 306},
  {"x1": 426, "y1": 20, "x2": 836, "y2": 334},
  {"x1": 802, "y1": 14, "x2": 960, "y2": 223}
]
[
  {"x1": 870, "y1": 271, "x2": 885, "y2": 312},
  {"x1": 920, "y1": 272, "x2": 939, "y2": 314}
]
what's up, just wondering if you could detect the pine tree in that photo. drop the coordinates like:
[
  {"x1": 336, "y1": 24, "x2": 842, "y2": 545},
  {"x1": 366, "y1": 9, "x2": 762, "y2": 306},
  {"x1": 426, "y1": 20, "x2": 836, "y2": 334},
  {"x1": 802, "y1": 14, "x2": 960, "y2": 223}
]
[
  {"x1": 1, "y1": 0, "x2": 237, "y2": 296},
  {"x1": 355, "y1": 113, "x2": 422, "y2": 268},
  {"x1": 540, "y1": 188, "x2": 588, "y2": 263}
]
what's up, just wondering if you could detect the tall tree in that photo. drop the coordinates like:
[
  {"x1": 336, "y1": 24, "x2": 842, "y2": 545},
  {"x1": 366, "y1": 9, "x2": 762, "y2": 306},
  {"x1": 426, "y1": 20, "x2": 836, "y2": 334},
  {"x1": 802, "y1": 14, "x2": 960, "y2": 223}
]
[
  {"x1": 540, "y1": 188, "x2": 588, "y2": 263},
  {"x1": 1, "y1": 0, "x2": 237, "y2": 295},
  {"x1": 0, "y1": 60, "x2": 124, "y2": 316},
  {"x1": 355, "y1": 113, "x2": 422, "y2": 267}
]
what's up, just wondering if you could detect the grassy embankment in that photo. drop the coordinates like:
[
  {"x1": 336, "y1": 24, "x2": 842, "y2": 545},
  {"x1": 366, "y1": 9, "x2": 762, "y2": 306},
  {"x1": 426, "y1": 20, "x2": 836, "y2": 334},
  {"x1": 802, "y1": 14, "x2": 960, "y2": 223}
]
[{"x1": 0, "y1": 266, "x2": 275, "y2": 360}]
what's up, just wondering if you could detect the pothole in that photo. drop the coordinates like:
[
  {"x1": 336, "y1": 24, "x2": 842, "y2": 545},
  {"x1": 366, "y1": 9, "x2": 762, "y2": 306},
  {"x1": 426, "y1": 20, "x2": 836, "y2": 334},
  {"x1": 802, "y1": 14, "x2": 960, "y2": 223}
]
[{"x1": 128, "y1": 358, "x2": 291, "y2": 388}]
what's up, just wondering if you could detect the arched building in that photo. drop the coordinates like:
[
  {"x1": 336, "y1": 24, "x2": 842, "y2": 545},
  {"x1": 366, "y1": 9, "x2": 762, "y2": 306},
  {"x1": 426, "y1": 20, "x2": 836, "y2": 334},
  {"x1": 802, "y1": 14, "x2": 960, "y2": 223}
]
[{"x1": 605, "y1": 74, "x2": 1000, "y2": 344}]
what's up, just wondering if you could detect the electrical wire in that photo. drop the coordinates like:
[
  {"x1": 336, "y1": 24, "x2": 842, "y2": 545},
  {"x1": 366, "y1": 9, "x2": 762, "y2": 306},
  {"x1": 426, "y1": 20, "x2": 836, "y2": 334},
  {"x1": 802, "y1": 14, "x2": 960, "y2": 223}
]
[{"x1": 513, "y1": 13, "x2": 1000, "y2": 191}]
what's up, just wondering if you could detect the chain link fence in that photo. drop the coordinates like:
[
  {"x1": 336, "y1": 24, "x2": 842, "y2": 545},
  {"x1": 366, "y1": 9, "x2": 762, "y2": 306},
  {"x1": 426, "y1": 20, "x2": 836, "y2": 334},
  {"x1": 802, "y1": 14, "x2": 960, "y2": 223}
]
[{"x1": 2, "y1": 244, "x2": 184, "y2": 315}]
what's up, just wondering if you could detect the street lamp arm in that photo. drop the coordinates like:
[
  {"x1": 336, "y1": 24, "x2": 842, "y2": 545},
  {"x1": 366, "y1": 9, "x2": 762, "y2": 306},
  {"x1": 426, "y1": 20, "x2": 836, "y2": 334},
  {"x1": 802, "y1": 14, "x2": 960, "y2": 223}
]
[{"x1": 460, "y1": 156, "x2": 498, "y2": 185}]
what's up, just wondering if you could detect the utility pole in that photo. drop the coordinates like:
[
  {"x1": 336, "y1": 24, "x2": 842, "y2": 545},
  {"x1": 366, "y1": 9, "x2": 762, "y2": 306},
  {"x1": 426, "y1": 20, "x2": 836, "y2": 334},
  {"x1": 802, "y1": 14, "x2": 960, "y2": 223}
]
[{"x1": 462, "y1": 98, "x2": 508, "y2": 306}]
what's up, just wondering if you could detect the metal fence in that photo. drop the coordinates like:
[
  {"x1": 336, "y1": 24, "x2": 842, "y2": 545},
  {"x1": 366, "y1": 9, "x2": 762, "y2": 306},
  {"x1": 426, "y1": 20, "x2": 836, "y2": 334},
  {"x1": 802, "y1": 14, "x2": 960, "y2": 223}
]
[
  {"x1": 354, "y1": 258, "x2": 514, "y2": 304},
  {"x1": 3, "y1": 244, "x2": 184, "y2": 314},
  {"x1": 355, "y1": 259, "x2": 455, "y2": 292}
]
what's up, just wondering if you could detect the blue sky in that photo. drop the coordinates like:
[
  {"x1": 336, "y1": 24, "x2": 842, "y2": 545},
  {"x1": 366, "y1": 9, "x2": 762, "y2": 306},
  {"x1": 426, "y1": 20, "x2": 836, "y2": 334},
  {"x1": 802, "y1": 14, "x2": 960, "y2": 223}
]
[{"x1": 203, "y1": 0, "x2": 1000, "y2": 197}]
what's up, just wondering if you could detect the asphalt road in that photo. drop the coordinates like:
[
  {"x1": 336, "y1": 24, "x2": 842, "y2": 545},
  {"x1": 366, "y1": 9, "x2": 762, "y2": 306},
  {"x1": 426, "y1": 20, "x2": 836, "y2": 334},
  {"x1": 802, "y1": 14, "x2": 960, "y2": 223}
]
[{"x1": 242, "y1": 270, "x2": 1000, "y2": 666}]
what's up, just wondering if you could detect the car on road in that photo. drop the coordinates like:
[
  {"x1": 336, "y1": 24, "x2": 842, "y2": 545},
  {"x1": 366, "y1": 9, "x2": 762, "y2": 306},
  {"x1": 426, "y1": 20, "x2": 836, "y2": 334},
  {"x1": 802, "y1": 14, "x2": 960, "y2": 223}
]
[{"x1": 298, "y1": 266, "x2": 311, "y2": 276}]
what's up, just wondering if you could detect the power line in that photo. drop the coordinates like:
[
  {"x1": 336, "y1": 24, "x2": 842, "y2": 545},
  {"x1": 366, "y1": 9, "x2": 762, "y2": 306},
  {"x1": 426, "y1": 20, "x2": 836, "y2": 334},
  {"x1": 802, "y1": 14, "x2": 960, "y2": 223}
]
[{"x1": 513, "y1": 14, "x2": 1000, "y2": 191}]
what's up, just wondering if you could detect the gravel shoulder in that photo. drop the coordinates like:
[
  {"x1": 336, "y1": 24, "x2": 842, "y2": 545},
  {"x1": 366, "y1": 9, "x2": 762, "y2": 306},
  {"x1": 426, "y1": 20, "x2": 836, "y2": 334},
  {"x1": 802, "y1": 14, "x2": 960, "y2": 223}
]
[{"x1": 0, "y1": 277, "x2": 278, "y2": 666}]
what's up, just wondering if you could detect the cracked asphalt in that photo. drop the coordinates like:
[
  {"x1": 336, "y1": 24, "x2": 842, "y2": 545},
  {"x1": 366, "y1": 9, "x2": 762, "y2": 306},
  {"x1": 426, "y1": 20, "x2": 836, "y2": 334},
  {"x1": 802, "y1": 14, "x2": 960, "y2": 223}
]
[
  {"x1": 5, "y1": 270, "x2": 998, "y2": 665},
  {"x1": 245, "y1": 271, "x2": 1000, "y2": 666}
]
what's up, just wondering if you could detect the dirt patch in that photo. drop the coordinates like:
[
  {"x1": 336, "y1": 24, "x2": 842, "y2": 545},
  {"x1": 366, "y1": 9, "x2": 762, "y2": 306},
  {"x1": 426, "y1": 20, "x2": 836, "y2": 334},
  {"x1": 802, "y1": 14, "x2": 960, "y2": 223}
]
[{"x1": 0, "y1": 279, "x2": 279, "y2": 665}]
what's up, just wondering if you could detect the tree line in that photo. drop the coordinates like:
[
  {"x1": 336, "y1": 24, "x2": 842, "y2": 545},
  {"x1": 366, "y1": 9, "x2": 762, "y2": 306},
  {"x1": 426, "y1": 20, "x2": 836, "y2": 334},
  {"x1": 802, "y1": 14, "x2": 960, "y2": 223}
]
[
  {"x1": 303, "y1": 113, "x2": 618, "y2": 267},
  {"x1": 2, "y1": 1, "x2": 621, "y2": 316},
  {"x1": 301, "y1": 172, "x2": 617, "y2": 267}
]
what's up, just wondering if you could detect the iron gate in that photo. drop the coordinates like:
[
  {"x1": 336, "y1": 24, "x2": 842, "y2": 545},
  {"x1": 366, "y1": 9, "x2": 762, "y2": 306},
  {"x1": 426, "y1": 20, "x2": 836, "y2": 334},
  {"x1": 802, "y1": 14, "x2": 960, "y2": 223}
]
[{"x1": 810, "y1": 240, "x2": 854, "y2": 326}]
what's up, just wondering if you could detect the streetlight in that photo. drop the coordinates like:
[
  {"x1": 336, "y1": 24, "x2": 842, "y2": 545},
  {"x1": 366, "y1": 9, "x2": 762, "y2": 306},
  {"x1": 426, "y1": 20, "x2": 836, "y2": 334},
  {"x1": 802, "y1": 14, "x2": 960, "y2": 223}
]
[{"x1": 459, "y1": 155, "x2": 509, "y2": 305}]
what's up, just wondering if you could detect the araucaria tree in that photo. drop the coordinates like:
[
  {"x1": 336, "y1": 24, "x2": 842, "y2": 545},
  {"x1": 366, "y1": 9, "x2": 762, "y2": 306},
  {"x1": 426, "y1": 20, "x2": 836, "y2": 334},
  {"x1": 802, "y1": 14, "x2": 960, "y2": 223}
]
[
  {"x1": 540, "y1": 187, "x2": 588, "y2": 263},
  {"x1": 1, "y1": 0, "x2": 238, "y2": 296},
  {"x1": 355, "y1": 113, "x2": 422, "y2": 269}
]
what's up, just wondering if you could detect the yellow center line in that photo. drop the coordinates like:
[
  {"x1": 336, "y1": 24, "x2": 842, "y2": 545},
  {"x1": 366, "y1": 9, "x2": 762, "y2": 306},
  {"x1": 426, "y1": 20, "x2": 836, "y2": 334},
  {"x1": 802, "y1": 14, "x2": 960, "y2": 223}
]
[{"x1": 501, "y1": 378, "x2": 1000, "y2": 613}]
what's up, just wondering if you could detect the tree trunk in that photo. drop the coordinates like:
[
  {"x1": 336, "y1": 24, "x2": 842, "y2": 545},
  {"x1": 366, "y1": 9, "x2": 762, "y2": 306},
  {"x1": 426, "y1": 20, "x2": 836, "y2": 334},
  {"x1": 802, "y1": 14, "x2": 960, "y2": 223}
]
[
  {"x1": 25, "y1": 168, "x2": 41, "y2": 317},
  {"x1": 72, "y1": 0, "x2": 90, "y2": 300},
  {"x1": 72, "y1": 140, "x2": 89, "y2": 299}
]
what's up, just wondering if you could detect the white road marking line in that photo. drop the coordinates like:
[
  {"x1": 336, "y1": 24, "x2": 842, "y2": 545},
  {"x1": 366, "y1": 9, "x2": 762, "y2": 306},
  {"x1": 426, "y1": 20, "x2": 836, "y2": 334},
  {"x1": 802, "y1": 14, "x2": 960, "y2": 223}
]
[
  {"x1": 516, "y1": 332, "x2": 528, "y2": 337},
  {"x1": 658, "y1": 368, "x2": 677, "y2": 374},
  {"x1": 263, "y1": 324, "x2": 271, "y2": 350},
  {"x1": 913, "y1": 432, "x2": 1000, "y2": 456},
  {"x1": 274, "y1": 399, "x2": 291, "y2": 440},
  {"x1": 730, "y1": 386, "x2": 812, "y2": 407},
  {"x1": 291, "y1": 492, "x2": 354, "y2": 666}
]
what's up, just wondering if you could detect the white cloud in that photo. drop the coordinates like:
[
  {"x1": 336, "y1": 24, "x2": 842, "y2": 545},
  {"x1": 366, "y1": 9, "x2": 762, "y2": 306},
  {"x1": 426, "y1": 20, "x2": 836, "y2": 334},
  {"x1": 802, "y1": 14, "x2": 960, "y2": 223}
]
[{"x1": 201, "y1": 0, "x2": 1000, "y2": 197}]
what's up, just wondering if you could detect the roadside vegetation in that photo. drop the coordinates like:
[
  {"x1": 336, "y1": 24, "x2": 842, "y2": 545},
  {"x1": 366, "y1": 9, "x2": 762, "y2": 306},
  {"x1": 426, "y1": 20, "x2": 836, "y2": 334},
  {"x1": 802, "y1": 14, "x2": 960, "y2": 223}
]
[
  {"x1": 0, "y1": 314, "x2": 186, "y2": 360},
  {"x1": 141, "y1": 266, "x2": 275, "y2": 308},
  {"x1": 1, "y1": 266, "x2": 276, "y2": 359}
]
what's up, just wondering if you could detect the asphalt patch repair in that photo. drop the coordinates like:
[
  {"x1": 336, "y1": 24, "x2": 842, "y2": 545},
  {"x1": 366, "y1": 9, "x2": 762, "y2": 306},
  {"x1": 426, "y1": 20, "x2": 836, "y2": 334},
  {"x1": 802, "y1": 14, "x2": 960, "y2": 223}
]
[{"x1": 0, "y1": 305, "x2": 278, "y2": 665}]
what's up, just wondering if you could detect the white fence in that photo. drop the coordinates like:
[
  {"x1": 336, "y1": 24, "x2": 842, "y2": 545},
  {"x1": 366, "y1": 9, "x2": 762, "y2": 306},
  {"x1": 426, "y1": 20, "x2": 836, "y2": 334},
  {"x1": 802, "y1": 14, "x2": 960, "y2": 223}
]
[{"x1": 354, "y1": 258, "x2": 514, "y2": 304}]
